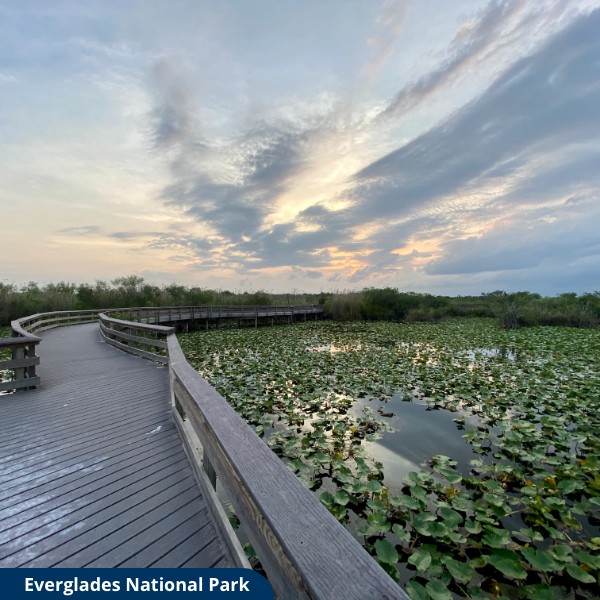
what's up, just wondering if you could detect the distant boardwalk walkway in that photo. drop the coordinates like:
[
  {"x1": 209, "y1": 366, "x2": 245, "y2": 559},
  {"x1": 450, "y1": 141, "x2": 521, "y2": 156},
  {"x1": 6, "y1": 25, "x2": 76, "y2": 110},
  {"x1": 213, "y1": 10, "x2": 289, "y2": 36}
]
[{"x1": 0, "y1": 324, "x2": 232, "y2": 568}]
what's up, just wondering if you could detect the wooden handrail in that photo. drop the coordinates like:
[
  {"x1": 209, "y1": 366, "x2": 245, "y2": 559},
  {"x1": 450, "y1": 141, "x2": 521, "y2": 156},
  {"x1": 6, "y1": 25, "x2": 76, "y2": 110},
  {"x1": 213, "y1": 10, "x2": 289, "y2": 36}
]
[
  {"x1": 0, "y1": 337, "x2": 40, "y2": 392},
  {"x1": 99, "y1": 313, "x2": 173, "y2": 364},
  {"x1": 13, "y1": 309, "x2": 101, "y2": 335},
  {"x1": 128, "y1": 304, "x2": 323, "y2": 325},
  {"x1": 96, "y1": 311, "x2": 407, "y2": 599},
  {"x1": 3, "y1": 305, "x2": 323, "y2": 391},
  {"x1": 2, "y1": 310, "x2": 102, "y2": 392},
  {"x1": 0, "y1": 336, "x2": 40, "y2": 347}
]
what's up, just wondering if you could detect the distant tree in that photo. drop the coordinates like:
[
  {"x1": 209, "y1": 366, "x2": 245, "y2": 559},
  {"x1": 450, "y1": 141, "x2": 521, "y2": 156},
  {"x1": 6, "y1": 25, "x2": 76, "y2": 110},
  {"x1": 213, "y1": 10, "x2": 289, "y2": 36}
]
[
  {"x1": 186, "y1": 287, "x2": 215, "y2": 305},
  {"x1": 44, "y1": 282, "x2": 77, "y2": 311},
  {"x1": 111, "y1": 275, "x2": 147, "y2": 307},
  {"x1": 76, "y1": 284, "x2": 95, "y2": 309},
  {"x1": 241, "y1": 291, "x2": 272, "y2": 305},
  {"x1": 163, "y1": 284, "x2": 187, "y2": 305},
  {"x1": 361, "y1": 288, "x2": 419, "y2": 320},
  {"x1": 112, "y1": 275, "x2": 145, "y2": 293},
  {"x1": 0, "y1": 283, "x2": 18, "y2": 324}
]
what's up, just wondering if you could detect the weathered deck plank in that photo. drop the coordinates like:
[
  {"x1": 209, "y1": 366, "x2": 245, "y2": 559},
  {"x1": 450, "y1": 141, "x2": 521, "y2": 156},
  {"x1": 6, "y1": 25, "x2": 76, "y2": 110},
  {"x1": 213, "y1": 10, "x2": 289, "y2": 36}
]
[{"x1": 0, "y1": 323, "x2": 234, "y2": 569}]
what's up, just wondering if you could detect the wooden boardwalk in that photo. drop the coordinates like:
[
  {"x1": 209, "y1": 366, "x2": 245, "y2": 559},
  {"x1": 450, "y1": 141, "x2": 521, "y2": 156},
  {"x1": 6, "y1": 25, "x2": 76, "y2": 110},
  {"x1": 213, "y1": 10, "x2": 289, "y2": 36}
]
[{"x1": 0, "y1": 323, "x2": 234, "y2": 568}]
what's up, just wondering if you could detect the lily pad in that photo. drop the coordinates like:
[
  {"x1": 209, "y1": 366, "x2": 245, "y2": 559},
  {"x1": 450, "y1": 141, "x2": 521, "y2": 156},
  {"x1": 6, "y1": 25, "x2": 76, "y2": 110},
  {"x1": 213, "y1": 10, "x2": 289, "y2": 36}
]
[
  {"x1": 375, "y1": 538, "x2": 399, "y2": 565},
  {"x1": 408, "y1": 548, "x2": 432, "y2": 571},
  {"x1": 486, "y1": 550, "x2": 527, "y2": 580}
]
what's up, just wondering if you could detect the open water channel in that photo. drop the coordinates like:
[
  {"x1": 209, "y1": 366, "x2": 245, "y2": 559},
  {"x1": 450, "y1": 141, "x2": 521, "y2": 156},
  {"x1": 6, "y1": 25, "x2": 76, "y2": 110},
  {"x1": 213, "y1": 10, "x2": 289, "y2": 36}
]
[{"x1": 353, "y1": 394, "x2": 482, "y2": 491}]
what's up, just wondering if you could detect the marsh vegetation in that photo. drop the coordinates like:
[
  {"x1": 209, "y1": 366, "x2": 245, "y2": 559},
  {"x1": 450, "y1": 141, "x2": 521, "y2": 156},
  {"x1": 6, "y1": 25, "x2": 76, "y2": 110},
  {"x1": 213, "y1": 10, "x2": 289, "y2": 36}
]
[
  {"x1": 179, "y1": 318, "x2": 600, "y2": 598},
  {"x1": 1, "y1": 278, "x2": 598, "y2": 330}
]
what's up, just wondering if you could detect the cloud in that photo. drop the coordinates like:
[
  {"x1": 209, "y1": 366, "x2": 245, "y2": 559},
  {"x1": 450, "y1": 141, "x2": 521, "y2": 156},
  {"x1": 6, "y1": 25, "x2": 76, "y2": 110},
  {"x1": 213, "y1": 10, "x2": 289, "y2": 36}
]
[
  {"x1": 149, "y1": 58, "x2": 198, "y2": 150},
  {"x1": 57, "y1": 225, "x2": 100, "y2": 236},
  {"x1": 427, "y1": 193, "x2": 600, "y2": 275},
  {"x1": 241, "y1": 123, "x2": 309, "y2": 188},
  {"x1": 163, "y1": 179, "x2": 265, "y2": 240},
  {"x1": 143, "y1": 5, "x2": 600, "y2": 293},
  {"x1": 109, "y1": 230, "x2": 164, "y2": 240},
  {"x1": 236, "y1": 223, "x2": 339, "y2": 269},
  {"x1": 290, "y1": 266, "x2": 324, "y2": 280},
  {"x1": 360, "y1": 0, "x2": 411, "y2": 86},
  {"x1": 376, "y1": 0, "x2": 585, "y2": 122},
  {"x1": 352, "y1": 7, "x2": 600, "y2": 221},
  {"x1": 379, "y1": 0, "x2": 531, "y2": 119},
  {"x1": 336, "y1": 7, "x2": 600, "y2": 288},
  {"x1": 149, "y1": 58, "x2": 324, "y2": 245}
]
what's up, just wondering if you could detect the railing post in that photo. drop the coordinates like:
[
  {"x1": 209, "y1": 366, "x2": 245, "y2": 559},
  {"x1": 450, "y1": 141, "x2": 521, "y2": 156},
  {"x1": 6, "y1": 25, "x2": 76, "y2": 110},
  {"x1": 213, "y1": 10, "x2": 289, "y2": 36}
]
[
  {"x1": 26, "y1": 343, "x2": 37, "y2": 382},
  {"x1": 12, "y1": 346, "x2": 25, "y2": 382},
  {"x1": 204, "y1": 455, "x2": 217, "y2": 490}
]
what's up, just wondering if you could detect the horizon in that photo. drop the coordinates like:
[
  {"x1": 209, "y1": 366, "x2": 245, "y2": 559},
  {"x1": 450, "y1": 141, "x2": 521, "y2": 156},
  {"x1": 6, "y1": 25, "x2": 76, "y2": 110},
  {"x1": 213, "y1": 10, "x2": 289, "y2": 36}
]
[
  {"x1": 1, "y1": 1, "x2": 599, "y2": 296},
  {"x1": 2, "y1": 275, "x2": 598, "y2": 300}
]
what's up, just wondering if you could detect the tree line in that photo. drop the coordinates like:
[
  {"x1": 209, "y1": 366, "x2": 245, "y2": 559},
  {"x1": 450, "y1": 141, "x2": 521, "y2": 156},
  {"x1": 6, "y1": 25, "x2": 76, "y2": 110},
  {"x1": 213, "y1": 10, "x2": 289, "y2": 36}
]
[
  {"x1": 323, "y1": 288, "x2": 600, "y2": 328},
  {"x1": 0, "y1": 276, "x2": 322, "y2": 326},
  {"x1": 1, "y1": 276, "x2": 598, "y2": 329}
]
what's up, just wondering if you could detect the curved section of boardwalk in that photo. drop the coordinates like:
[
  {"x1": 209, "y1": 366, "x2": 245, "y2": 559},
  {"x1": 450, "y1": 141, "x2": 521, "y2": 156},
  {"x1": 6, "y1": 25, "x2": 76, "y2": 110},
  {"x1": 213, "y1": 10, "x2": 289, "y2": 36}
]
[{"x1": 0, "y1": 324, "x2": 232, "y2": 568}]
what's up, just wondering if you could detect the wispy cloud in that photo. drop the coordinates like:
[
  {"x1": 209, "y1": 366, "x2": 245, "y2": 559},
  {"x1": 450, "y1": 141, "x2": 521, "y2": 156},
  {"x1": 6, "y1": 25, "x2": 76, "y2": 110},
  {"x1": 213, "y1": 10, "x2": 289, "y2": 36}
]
[
  {"x1": 360, "y1": 0, "x2": 412, "y2": 86},
  {"x1": 427, "y1": 206, "x2": 600, "y2": 275},
  {"x1": 57, "y1": 225, "x2": 101, "y2": 236},
  {"x1": 376, "y1": 0, "x2": 585, "y2": 122},
  {"x1": 353, "y1": 6, "x2": 600, "y2": 218},
  {"x1": 109, "y1": 231, "x2": 165, "y2": 240},
  {"x1": 379, "y1": 0, "x2": 529, "y2": 118},
  {"x1": 149, "y1": 58, "x2": 199, "y2": 150}
]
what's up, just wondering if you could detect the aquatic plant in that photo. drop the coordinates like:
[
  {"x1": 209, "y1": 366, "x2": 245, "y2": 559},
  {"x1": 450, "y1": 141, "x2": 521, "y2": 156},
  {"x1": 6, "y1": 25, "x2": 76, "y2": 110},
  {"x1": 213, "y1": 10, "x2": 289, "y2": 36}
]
[{"x1": 179, "y1": 319, "x2": 600, "y2": 598}]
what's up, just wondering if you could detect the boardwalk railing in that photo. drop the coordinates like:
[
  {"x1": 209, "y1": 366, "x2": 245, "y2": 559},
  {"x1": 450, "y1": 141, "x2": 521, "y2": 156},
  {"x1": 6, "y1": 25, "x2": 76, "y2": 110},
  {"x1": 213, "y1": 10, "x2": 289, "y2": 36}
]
[
  {"x1": 99, "y1": 315, "x2": 171, "y2": 364},
  {"x1": 6, "y1": 306, "x2": 407, "y2": 598},
  {"x1": 1, "y1": 305, "x2": 323, "y2": 391},
  {"x1": 1, "y1": 310, "x2": 101, "y2": 392},
  {"x1": 97, "y1": 311, "x2": 407, "y2": 600},
  {"x1": 0, "y1": 336, "x2": 40, "y2": 392},
  {"x1": 14, "y1": 309, "x2": 100, "y2": 335},
  {"x1": 116, "y1": 304, "x2": 323, "y2": 328}
]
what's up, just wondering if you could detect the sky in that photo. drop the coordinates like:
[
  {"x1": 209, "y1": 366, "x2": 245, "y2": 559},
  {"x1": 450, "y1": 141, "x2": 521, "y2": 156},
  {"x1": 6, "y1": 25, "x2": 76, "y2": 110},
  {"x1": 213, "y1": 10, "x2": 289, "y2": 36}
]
[{"x1": 1, "y1": 0, "x2": 599, "y2": 296}]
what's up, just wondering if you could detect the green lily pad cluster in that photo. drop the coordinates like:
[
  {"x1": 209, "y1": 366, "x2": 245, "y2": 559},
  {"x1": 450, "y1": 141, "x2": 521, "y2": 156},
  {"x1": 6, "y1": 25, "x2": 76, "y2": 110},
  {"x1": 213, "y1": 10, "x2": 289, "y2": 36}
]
[{"x1": 179, "y1": 318, "x2": 600, "y2": 598}]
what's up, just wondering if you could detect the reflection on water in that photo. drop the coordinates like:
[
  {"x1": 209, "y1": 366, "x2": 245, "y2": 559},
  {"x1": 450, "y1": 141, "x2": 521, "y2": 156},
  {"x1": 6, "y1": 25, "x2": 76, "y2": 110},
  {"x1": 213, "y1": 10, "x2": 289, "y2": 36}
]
[
  {"x1": 354, "y1": 394, "x2": 483, "y2": 491},
  {"x1": 309, "y1": 342, "x2": 362, "y2": 354},
  {"x1": 466, "y1": 347, "x2": 517, "y2": 361}
]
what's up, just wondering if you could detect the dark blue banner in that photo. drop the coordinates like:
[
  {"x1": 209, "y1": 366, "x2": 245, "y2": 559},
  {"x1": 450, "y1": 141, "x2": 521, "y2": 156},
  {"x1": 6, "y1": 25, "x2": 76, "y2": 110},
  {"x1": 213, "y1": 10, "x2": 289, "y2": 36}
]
[{"x1": 0, "y1": 569, "x2": 273, "y2": 599}]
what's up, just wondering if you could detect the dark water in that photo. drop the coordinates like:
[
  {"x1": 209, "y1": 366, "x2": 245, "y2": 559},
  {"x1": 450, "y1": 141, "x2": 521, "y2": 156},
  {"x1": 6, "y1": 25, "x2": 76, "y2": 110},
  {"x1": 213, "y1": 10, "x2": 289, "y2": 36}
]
[{"x1": 354, "y1": 394, "x2": 483, "y2": 491}]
